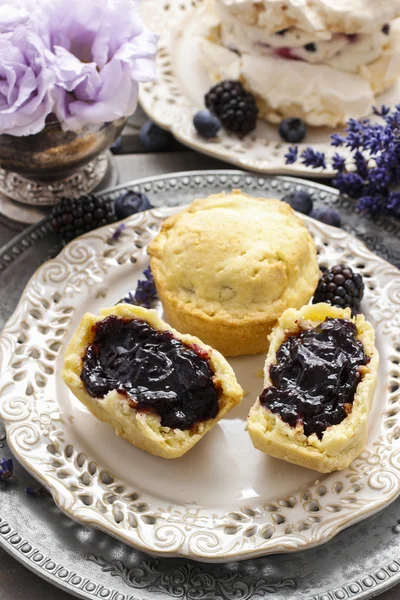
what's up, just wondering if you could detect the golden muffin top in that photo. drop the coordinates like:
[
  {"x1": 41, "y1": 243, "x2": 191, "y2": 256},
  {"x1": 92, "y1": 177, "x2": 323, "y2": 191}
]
[{"x1": 148, "y1": 190, "x2": 319, "y2": 324}]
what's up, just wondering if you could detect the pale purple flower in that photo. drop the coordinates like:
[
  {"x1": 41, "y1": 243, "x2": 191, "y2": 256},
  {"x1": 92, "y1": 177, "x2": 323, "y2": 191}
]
[
  {"x1": 46, "y1": 0, "x2": 158, "y2": 131},
  {"x1": 0, "y1": 4, "x2": 29, "y2": 33},
  {"x1": 0, "y1": 0, "x2": 157, "y2": 136},
  {"x1": 0, "y1": 25, "x2": 55, "y2": 136}
]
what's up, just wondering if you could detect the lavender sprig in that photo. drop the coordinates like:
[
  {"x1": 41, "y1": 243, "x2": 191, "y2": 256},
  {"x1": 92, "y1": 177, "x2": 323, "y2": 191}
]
[
  {"x1": 111, "y1": 223, "x2": 126, "y2": 241},
  {"x1": 25, "y1": 486, "x2": 51, "y2": 497},
  {"x1": 284, "y1": 146, "x2": 298, "y2": 164},
  {"x1": 0, "y1": 458, "x2": 14, "y2": 482},
  {"x1": 1, "y1": 456, "x2": 52, "y2": 496},
  {"x1": 285, "y1": 105, "x2": 400, "y2": 217},
  {"x1": 122, "y1": 267, "x2": 158, "y2": 309},
  {"x1": 301, "y1": 148, "x2": 326, "y2": 169}
]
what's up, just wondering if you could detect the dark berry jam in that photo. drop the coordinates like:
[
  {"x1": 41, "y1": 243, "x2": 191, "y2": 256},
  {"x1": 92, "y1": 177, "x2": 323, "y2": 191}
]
[
  {"x1": 259, "y1": 318, "x2": 369, "y2": 439},
  {"x1": 274, "y1": 47, "x2": 303, "y2": 61},
  {"x1": 81, "y1": 316, "x2": 219, "y2": 430}
]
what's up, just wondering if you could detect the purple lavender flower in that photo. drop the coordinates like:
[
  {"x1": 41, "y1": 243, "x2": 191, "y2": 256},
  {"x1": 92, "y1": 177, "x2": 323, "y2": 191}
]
[
  {"x1": 332, "y1": 172, "x2": 365, "y2": 198},
  {"x1": 388, "y1": 192, "x2": 400, "y2": 217},
  {"x1": 332, "y1": 153, "x2": 346, "y2": 173},
  {"x1": 357, "y1": 195, "x2": 387, "y2": 215},
  {"x1": 0, "y1": 458, "x2": 14, "y2": 482},
  {"x1": 25, "y1": 485, "x2": 50, "y2": 497},
  {"x1": 353, "y1": 150, "x2": 369, "y2": 180},
  {"x1": 284, "y1": 146, "x2": 298, "y2": 165},
  {"x1": 368, "y1": 166, "x2": 391, "y2": 190},
  {"x1": 111, "y1": 223, "x2": 126, "y2": 241},
  {"x1": 45, "y1": 0, "x2": 158, "y2": 131},
  {"x1": 285, "y1": 105, "x2": 400, "y2": 218},
  {"x1": 300, "y1": 148, "x2": 326, "y2": 169},
  {"x1": 0, "y1": 25, "x2": 55, "y2": 136},
  {"x1": 373, "y1": 105, "x2": 390, "y2": 117},
  {"x1": 122, "y1": 266, "x2": 158, "y2": 309},
  {"x1": 331, "y1": 133, "x2": 346, "y2": 147}
]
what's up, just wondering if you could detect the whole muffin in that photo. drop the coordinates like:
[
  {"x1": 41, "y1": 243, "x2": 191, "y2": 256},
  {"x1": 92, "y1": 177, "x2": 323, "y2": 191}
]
[{"x1": 148, "y1": 190, "x2": 319, "y2": 356}]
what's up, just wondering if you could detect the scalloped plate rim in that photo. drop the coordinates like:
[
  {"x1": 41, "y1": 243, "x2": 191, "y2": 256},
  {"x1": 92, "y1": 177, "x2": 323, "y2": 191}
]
[
  {"x1": 137, "y1": 99, "x2": 336, "y2": 178},
  {"x1": 0, "y1": 176, "x2": 399, "y2": 562}
]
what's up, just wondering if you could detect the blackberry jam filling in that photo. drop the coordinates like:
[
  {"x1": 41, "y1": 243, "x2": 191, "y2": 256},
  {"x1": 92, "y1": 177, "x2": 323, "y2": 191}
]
[
  {"x1": 260, "y1": 318, "x2": 369, "y2": 439},
  {"x1": 81, "y1": 316, "x2": 219, "y2": 430}
]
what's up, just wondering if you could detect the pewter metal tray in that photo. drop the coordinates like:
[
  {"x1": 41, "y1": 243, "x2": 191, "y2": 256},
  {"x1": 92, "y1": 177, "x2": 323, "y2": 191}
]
[{"x1": 1, "y1": 170, "x2": 400, "y2": 600}]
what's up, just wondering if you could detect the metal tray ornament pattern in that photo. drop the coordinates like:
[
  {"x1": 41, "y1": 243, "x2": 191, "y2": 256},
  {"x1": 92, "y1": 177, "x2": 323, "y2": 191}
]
[{"x1": 0, "y1": 171, "x2": 400, "y2": 600}]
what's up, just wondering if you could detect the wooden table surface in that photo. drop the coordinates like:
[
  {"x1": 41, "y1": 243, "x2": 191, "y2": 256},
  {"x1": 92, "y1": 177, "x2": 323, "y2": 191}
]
[{"x1": 0, "y1": 118, "x2": 399, "y2": 600}]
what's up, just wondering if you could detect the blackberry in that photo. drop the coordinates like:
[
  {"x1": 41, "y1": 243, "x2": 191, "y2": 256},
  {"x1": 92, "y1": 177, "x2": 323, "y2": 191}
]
[
  {"x1": 205, "y1": 80, "x2": 258, "y2": 135},
  {"x1": 51, "y1": 195, "x2": 116, "y2": 242},
  {"x1": 312, "y1": 264, "x2": 365, "y2": 314}
]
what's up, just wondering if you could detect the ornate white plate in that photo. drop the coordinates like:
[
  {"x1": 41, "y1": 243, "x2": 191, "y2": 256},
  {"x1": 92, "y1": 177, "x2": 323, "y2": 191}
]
[
  {"x1": 0, "y1": 203, "x2": 399, "y2": 562},
  {"x1": 139, "y1": 0, "x2": 400, "y2": 176}
]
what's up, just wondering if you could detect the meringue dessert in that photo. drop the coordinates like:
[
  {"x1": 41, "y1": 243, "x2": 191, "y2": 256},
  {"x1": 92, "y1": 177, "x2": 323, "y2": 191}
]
[
  {"x1": 198, "y1": 0, "x2": 400, "y2": 126},
  {"x1": 62, "y1": 304, "x2": 243, "y2": 459},
  {"x1": 247, "y1": 303, "x2": 379, "y2": 473},
  {"x1": 148, "y1": 190, "x2": 319, "y2": 356}
]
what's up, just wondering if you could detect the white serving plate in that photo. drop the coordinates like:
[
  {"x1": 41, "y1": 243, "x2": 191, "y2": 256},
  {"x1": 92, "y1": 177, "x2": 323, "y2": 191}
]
[
  {"x1": 139, "y1": 0, "x2": 400, "y2": 176},
  {"x1": 0, "y1": 205, "x2": 399, "y2": 562}
]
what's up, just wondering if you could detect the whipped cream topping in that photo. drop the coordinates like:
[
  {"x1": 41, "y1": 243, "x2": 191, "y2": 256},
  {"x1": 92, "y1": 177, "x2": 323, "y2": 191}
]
[
  {"x1": 216, "y1": 1, "x2": 390, "y2": 72},
  {"x1": 200, "y1": 37, "x2": 373, "y2": 126},
  {"x1": 219, "y1": 0, "x2": 400, "y2": 35},
  {"x1": 199, "y1": 12, "x2": 400, "y2": 126}
]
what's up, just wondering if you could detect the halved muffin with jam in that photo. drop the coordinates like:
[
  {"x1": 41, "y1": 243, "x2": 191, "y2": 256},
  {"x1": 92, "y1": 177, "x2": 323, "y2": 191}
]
[
  {"x1": 62, "y1": 304, "x2": 243, "y2": 458},
  {"x1": 247, "y1": 303, "x2": 379, "y2": 473}
]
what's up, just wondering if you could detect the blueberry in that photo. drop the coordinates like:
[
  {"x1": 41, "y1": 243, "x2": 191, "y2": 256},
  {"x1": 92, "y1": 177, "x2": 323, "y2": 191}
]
[
  {"x1": 304, "y1": 43, "x2": 317, "y2": 52},
  {"x1": 115, "y1": 191, "x2": 153, "y2": 220},
  {"x1": 110, "y1": 136, "x2": 123, "y2": 154},
  {"x1": 279, "y1": 118, "x2": 307, "y2": 143},
  {"x1": 282, "y1": 190, "x2": 313, "y2": 215},
  {"x1": 139, "y1": 120, "x2": 174, "y2": 152},
  {"x1": 193, "y1": 110, "x2": 221, "y2": 139},
  {"x1": 310, "y1": 207, "x2": 341, "y2": 228}
]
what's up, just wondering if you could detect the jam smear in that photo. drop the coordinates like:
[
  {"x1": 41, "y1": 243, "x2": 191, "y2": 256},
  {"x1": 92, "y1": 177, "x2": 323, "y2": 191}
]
[
  {"x1": 274, "y1": 47, "x2": 304, "y2": 61},
  {"x1": 259, "y1": 318, "x2": 369, "y2": 439},
  {"x1": 81, "y1": 316, "x2": 219, "y2": 430}
]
